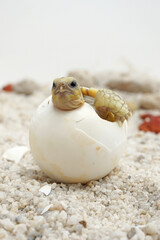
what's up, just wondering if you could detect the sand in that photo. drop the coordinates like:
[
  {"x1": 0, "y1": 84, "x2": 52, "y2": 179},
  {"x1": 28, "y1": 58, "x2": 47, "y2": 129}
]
[{"x1": 0, "y1": 89, "x2": 160, "y2": 240}]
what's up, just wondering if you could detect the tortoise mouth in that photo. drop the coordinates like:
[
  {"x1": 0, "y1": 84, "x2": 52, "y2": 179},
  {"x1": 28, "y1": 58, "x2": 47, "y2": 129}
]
[{"x1": 55, "y1": 90, "x2": 73, "y2": 96}]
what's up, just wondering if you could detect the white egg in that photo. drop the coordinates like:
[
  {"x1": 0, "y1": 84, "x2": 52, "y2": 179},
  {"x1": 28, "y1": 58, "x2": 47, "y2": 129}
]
[{"x1": 29, "y1": 96, "x2": 128, "y2": 183}]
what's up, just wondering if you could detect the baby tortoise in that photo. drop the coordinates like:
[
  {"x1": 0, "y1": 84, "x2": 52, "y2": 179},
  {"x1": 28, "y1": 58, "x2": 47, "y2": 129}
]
[{"x1": 52, "y1": 77, "x2": 132, "y2": 125}]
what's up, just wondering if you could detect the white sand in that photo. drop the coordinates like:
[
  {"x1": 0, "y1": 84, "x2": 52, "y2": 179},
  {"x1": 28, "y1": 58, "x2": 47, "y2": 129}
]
[{"x1": 0, "y1": 90, "x2": 160, "y2": 240}]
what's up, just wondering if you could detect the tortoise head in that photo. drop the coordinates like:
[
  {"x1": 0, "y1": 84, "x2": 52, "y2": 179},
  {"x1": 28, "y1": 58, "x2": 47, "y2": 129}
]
[{"x1": 51, "y1": 77, "x2": 84, "y2": 110}]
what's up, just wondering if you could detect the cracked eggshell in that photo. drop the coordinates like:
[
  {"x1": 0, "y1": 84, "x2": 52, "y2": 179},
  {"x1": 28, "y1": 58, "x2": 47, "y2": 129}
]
[{"x1": 29, "y1": 96, "x2": 128, "y2": 183}]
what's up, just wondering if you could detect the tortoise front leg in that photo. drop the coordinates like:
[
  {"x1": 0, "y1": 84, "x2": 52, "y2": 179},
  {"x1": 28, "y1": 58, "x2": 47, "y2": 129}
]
[
  {"x1": 81, "y1": 87, "x2": 131, "y2": 124},
  {"x1": 94, "y1": 89, "x2": 132, "y2": 124}
]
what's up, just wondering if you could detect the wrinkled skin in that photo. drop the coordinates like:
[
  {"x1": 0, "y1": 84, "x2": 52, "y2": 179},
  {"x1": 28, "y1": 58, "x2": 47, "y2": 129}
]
[{"x1": 52, "y1": 77, "x2": 132, "y2": 124}]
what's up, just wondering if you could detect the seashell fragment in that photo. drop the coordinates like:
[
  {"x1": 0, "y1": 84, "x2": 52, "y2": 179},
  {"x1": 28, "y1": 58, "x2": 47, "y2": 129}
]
[
  {"x1": 2, "y1": 146, "x2": 29, "y2": 163},
  {"x1": 39, "y1": 185, "x2": 51, "y2": 196},
  {"x1": 41, "y1": 204, "x2": 53, "y2": 215}
]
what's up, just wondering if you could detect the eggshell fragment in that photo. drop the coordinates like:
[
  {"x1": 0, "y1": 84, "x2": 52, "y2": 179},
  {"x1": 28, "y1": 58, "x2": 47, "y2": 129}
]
[
  {"x1": 41, "y1": 204, "x2": 53, "y2": 215},
  {"x1": 29, "y1": 96, "x2": 128, "y2": 183},
  {"x1": 39, "y1": 185, "x2": 51, "y2": 196},
  {"x1": 3, "y1": 146, "x2": 29, "y2": 163}
]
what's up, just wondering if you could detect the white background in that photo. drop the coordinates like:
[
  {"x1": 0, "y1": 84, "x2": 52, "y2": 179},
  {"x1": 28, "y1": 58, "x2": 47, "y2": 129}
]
[{"x1": 0, "y1": 0, "x2": 160, "y2": 85}]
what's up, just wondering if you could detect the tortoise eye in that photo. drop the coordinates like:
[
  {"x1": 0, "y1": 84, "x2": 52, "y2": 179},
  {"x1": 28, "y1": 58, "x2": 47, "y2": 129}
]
[
  {"x1": 69, "y1": 80, "x2": 77, "y2": 88},
  {"x1": 52, "y1": 82, "x2": 56, "y2": 89}
]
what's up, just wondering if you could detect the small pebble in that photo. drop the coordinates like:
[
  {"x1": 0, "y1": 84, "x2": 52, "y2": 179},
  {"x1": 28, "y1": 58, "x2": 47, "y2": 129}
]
[
  {"x1": 144, "y1": 222, "x2": 158, "y2": 235},
  {"x1": 0, "y1": 191, "x2": 6, "y2": 201},
  {"x1": 127, "y1": 227, "x2": 136, "y2": 239},
  {"x1": 13, "y1": 79, "x2": 39, "y2": 95},
  {"x1": 0, "y1": 219, "x2": 15, "y2": 232}
]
